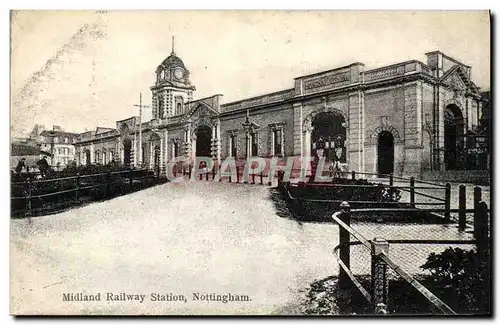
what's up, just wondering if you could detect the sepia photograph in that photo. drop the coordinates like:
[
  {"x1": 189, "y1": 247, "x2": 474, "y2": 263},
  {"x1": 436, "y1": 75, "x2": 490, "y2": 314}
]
[{"x1": 9, "y1": 10, "x2": 491, "y2": 316}]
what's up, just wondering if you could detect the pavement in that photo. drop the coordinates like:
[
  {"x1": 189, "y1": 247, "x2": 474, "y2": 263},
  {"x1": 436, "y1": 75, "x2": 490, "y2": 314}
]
[
  {"x1": 10, "y1": 181, "x2": 338, "y2": 315},
  {"x1": 10, "y1": 178, "x2": 489, "y2": 315}
]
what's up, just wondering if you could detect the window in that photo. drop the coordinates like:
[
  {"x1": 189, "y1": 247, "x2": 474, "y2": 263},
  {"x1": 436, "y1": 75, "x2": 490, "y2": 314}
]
[
  {"x1": 273, "y1": 129, "x2": 283, "y2": 155},
  {"x1": 173, "y1": 142, "x2": 179, "y2": 158},
  {"x1": 229, "y1": 134, "x2": 237, "y2": 157},
  {"x1": 158, "y1": 96, "x2": 165, "y2": 119},
  {"x1": 103, "y1": 150, "x2": 107, "y2": 164},
  {"x1": 58, "y1": 148, "x2": 62, "y2": 155},
  {"x1": 64, "y1": 137, "x2": 68, "y2": 143},
  {"x1": 176, "y1": 103, "x2": 182, "y2": 115},
  {"x1": 251, "y1": 133, "x2": 258, "y2": 156},
  {"x1": 95, "y1": 151, "x2": 100, "y2": 164}
]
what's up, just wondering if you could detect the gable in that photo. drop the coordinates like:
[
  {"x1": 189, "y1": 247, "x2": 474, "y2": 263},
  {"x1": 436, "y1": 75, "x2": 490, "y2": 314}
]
[
  {"x1": 186, "y1": 103, "x2": 218, "y2": 120},
  {"x1": 440, "y1": 65, "x2": 480, "y2": 95}
]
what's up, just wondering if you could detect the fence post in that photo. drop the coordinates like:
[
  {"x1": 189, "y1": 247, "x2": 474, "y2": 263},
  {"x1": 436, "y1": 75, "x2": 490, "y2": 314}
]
[
  {"x1": 129, "y1": 168, "x2": 133, "y2": 192},
  {"x1": 338, "y1": 201, "x2": 351, "y2": 290},
  {"x1": 475, "y1": 201, "x2": 489, "y2": 257},
  {"x1": 252, "y1": 172, "x2": 255, "y2": 184},
  {"x1": 458, "y1": 184, "x2": 466, "y2": 231},
  {"x1": 351, "y1": 171, "x2": 356, "y2": 180},
  {"x1": 236, "y1": 166, "x2": 240, "y2": 183},
  {"x1": 474, "y1": 186, "x2": 482, "y2": 211},
  {"x1": 277, "y1": 170, "x2": 284, "y2": 188},
  {"x1": 26, "y1": 178, "x2": 33, "y2": 218},
  {"x1": 389, "y1": 173, "x2": 394, "y2": 187},
  {"x1": 106, "y1": 171, "x2": 111, "y2": 197},
  {"x1": 260, "y1": 171, "x2": 263, "y2": 185},
  {"x1": 444, "y1": 183, "x2": 451, "y2": 222},
  {"x1": 75, "y1": 173, "x2": 80, "y2": 203},
  {"x1": 212, "y1": 165, "x2": 216, "y2": 180},
  {"x1": 410, "y1": 177, "x2": 415, "y2": 207},
  {"x1": 371, "y1": 238, "x2": 389, "y2": 314}
]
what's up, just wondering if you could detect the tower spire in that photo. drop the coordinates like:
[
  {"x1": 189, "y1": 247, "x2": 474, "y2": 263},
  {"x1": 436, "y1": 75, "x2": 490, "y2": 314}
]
[{"x1": 171, "y1": 36, "x2": 175, "y2": 55}]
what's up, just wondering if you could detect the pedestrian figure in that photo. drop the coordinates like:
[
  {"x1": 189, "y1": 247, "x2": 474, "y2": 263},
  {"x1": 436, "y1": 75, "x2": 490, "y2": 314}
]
[
  {"x1": 333, "y1": 161, "x2": 342, "y2": 178},
  {"x1": 37, "y1": 156, "x2": 49, "y2": 178},
  {"x1": 15, "y1": 158, "x2": 26, "y2": 174}
]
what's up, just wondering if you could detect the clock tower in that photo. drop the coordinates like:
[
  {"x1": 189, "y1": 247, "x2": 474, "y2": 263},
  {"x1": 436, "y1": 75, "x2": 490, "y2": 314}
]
[{"x1": 150, "y1": 37, "x2": 196, "y2": 119}]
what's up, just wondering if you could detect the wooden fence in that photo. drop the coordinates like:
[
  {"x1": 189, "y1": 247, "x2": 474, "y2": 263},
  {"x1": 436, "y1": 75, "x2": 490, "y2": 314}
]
[
  {"x1": 11, "y1": 167, "x2": 163, "y2": 218},
  {"x1": 331, "y1": 195, "x2": 489, "y2": 315}
]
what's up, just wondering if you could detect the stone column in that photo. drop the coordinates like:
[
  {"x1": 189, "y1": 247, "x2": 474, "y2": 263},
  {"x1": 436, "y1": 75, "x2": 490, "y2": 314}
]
[
  {"x1": 149, "y1": 141, "x2": 153, "y2": 169},
  {"x1": 403, "y1": 82, "x2": 423, "y2": 175},
  {"x1": 437, "y1": 88, "x2": 446, "y2": 170},
  {"x1": 90, "y1": 143, "x2": 95, "y2": 164},
  {"x1": 132, "y1": 138, "x2": 137, "y2": 167},
  {"x1": 216, "y1": 121, "x2": 221, "y2": 164},
  {"x1": 348, "y1": 92, "x2": 360, "y2": 172},
  {"x1": 293, "y1": 102, "x2": 303, "y2": 156},
  {"x1": 303, "y1": 127, "x2": 312, "y2": 159},
  {"x1": 161, "y1": 129, "x2": 167, "y2": 175}
]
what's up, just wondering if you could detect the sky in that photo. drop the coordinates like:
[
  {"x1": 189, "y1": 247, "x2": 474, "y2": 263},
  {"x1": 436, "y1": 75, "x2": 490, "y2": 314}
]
[{"x1": 10, "y1": 10, "x2": 491, "y2": 137}]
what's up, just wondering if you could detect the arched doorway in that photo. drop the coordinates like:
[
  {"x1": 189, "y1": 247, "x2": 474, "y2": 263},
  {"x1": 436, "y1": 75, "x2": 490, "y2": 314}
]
[
  {"x1": 311, "y1": 112, "x2": 346, "y2": 163},
  {"x1": 84, "y1": 150, "x2": 91, "y2": 166},
  {"x1": 195, "y1": 125, "x2": 212, "y2": 157},
  {"x1": 153, "y1": 145, "x2": 161, "y2": 172},
  {"x1": 444, "y1": 105, "x2": 465, "y2": 170},
  {"x1": 377, "y1": 131, "x2": 395, "y2": 176},
  {"x1": 123, "y1": 138, "x2": 132, "y2": 167}
]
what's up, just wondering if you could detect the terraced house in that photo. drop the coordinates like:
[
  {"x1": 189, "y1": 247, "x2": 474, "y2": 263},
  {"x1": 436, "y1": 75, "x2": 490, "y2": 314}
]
[{"x1": 75, "y1": 45, "x2": 485, "y2": 177}]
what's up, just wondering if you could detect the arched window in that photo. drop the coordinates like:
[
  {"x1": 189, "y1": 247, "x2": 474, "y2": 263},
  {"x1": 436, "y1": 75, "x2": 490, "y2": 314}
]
[{"x1": 176, "y1": 102, "x2": 182, "y2": 115}]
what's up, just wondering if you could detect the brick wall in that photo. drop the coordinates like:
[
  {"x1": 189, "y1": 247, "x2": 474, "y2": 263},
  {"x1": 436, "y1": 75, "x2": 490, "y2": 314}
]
[{"x1": 219, "y1": 104, "x2": 294, "y2": 159}]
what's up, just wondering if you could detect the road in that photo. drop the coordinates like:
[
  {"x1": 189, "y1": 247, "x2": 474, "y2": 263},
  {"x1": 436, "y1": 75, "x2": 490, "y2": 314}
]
[
  {"x1": 10, "y1": 181, "x2": 338, "y2": 315},
  {"x1": 10, "y1": 179, "x2": 485, "y2": 315}
]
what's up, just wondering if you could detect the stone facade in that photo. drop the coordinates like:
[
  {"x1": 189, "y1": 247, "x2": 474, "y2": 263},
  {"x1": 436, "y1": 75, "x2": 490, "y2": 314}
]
[{"x1": 75, "y1": 49, "x2": 485, "y2": 177}]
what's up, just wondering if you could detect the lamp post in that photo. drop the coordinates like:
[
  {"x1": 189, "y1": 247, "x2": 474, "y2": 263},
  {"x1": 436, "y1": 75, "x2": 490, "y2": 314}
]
[
  {"x1": 475, "y1": 131, "x2": 488, "y2": 170},
  {"x1": 45, "y1": 130, "x2": 57, "y2": 168},
  {"x1": 134, "y1": 93, "x2": 151, "y2": 168}
]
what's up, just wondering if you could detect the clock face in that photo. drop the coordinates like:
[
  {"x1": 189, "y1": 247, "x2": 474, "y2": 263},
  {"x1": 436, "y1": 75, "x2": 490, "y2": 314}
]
[{"x1": 174, "y1": 68, "x2": 184, "y2": 80}]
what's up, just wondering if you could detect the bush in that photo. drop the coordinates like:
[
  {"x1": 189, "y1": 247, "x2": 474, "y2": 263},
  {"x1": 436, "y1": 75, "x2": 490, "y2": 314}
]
[
  {"x1": 292, "y1": 178, "x2": 402, "y2": 203},
  {"x1": 420, "y1": 247, "x2": 491, "y2": 314}
]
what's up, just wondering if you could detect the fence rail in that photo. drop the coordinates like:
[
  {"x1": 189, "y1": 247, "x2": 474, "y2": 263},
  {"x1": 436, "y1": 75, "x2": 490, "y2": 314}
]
[
  {"x1": 330, "y1": 200, "x2": 489, "y2": 315},
  {"x1": 11, "y1": 168, "x2": 162, "y2": 217}
]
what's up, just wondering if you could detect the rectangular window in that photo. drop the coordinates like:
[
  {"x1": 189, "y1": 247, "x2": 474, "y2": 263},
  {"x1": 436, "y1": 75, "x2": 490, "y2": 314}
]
[
  {"x1": 251, "y1": 133, "x2": 258, "y2": 157},
  {"x1": 173, "y1": 143, "x2": 179, "y2": 158},
  {"x1": 229, "y1": 135, "x2": 237, "y2": 157},
  {"x1": 158, "y1": 96, "x2": 165, "y2": 119},
  {"x1": 274, "y1": 129, "x2": 282, "y2": 155}
]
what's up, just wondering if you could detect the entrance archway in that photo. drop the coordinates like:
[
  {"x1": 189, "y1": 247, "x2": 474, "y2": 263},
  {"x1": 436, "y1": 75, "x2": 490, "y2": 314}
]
[
  {"x1": 153, "y1": 145, "x2": 161, "y2": 171},
  {"x1": 311, "y1": 112, "x2": 346, "y2": 163},
  {"x1": 444, "y1": 104, "x2": 465, "y2": 170},
  {"x1": 84, "y1": 150, "x2": 91, "y2": 166},
  {"x1": 123, "y1": 138, "x2": 132, "y2": 167},
  {"x1": 377, "y1": 131, "x2": 394, "y2": 176},
  {"x1": 195, "y1": 125, "x2": 212, "y2": 157}
]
